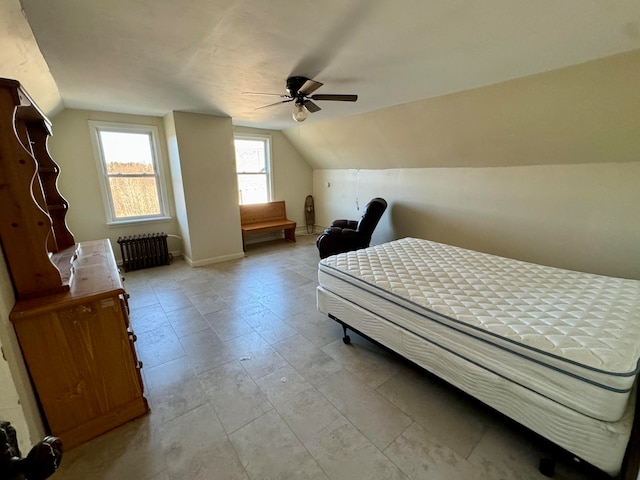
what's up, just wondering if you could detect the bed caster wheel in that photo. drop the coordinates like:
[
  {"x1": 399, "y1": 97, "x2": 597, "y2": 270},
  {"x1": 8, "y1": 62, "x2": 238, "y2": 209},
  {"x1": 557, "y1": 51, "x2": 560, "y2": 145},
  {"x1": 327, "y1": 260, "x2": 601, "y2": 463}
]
[
  {"x1": 539, "y1": 458, "x2": 555, "y2": 477},
  {"x1": 342, "y1": 335, "x2": 351, "y2": 344}
]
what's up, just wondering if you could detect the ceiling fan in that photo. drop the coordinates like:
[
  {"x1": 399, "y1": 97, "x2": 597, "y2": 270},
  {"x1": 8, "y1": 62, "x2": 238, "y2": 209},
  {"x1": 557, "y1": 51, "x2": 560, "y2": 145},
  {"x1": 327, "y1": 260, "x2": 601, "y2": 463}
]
[{"x1": 243, "y1": 76, "x2": 358, "y2": 122}]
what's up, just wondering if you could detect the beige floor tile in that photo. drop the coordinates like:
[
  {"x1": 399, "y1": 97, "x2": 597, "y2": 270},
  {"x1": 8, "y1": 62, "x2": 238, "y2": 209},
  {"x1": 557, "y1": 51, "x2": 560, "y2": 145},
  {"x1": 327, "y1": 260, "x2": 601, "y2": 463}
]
[
  {"x1": 273, "y1": 334, "x2": 343, "y2": 385},
  {"x1": 384, "y1": 421, "x2": 481, "y2": 480},
  {"x1": 189, "y1": 291, "x2": 230, "y2": 315},
  {"x1": 135, "y1": 323, "x2": 186, "y2": 369},
  {"x1": 228, "y1": 298, "x2": 269, "y2": 317},
  {"x1": 286, "y1": 310, "x2": 344, "y2": 348},
  {"x1": 256, "y1": 364, "x2": 311, "y2": 405},
  {"x1": 244, "y1": 311, "x2": 298, "y2": 345},
  {"x1": 322, "y1": 334, "x2": 403, "y2": 388},
  {"x1": 229, "y1": 410, "x2": 328, "y2": 480},
  {"x1": 178, "y1": 277, "x2": 216, "y2": 296},
  {"x1": 279, "y1": 386, "x2": 345, "y2": 444},
  {"x1": 315, "y1": 370, "x2": 412, "y2": 451},
  {"x1": 205, "y1": 308, "x2": 255, "y2": 341},
  {"x1": 127, "y1": 289, "x2": 160, "y2": 310},
  {"x1": 154, "y1": 289, "x2": 194, "y2": 313},
  {"x1": 467, "y1": 423, "x2": 563, "y2": 480},
  {"x1": 159, "y1": 403, "x2": 248, "y2": 480},
  {"x1": 223, "y1": 331, "x2": 289, "y2": 380},
  {"x1": 144, "y1": 356, "x2": 209, "y2": 427},
  {"x1": 198, "y1": 360, "x2": 273, "y2": 434},
  {"x1": 179, "y1": 328, "x2": 236, "y2": 375},
  {"x1": 257, "y1": 365, "x2": 343, "y2": 443},
  {"x1": 165, "y1": 305, "x2": 210, "y2": 337},
  {"x1": 129, "y1": 303, "x2": 170, "y2": 334},
  {"x1": 55, "y1": 415, "x2": 166, "y2": 480},
  {"x1": 377, "y1": 366, "x2": 488, "y2": 459},
  {"x1": 305, "y1": 417, "x2": 408, "y2": 480},
  {"x1": 241, "y1": 309, "x2": 284, "y2": 327}
]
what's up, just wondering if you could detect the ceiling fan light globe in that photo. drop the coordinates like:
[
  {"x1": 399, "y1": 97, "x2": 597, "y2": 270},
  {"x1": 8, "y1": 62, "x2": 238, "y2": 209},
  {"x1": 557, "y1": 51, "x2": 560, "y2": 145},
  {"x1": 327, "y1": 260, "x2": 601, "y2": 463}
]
[{"x1": 292, "y1": 104, "x2": 308, "y2": 122}]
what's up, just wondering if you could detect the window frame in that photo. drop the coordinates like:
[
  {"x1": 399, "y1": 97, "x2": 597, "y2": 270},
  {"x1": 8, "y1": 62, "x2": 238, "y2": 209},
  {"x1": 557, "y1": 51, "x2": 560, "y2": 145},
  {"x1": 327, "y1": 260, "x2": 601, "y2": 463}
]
[
  {"x1": 233, "y1": 133, "x2": 273, "y2": 205},
  {"x1": 88, "y1": 120, "x2": 171, "y2": 225}
]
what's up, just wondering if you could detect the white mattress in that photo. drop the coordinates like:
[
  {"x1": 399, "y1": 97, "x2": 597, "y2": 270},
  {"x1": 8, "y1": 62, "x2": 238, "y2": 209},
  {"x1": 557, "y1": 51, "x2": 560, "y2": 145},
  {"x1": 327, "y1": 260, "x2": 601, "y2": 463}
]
[
  {"x1": 317, "y1": 237, "x2": 640, "y2": 422},
  {"x1": 317, "y1": 286, "x2": 635, "y2": 476}
]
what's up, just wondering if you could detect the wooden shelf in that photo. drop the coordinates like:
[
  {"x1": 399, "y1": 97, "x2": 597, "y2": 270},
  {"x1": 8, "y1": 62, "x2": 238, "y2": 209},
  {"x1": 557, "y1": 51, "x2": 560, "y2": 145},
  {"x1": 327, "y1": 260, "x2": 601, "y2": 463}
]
[{"x1": 1, "y1": 78, "x2": 148, "y2": 449}]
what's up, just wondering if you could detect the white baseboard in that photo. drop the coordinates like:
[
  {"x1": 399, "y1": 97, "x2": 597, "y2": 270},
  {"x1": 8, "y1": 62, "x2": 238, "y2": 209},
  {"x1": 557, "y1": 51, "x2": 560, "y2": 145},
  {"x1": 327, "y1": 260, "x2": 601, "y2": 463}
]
[{"x1": 184, "y1": 251, "x2": 245, "y2": 267}]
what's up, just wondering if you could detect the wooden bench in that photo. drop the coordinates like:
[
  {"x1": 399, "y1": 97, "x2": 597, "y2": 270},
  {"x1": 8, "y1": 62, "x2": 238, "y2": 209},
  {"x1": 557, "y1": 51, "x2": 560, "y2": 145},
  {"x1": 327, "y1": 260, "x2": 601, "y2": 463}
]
[{"x1": 239, "y1": 201, "x2": 296, "y2": 251}]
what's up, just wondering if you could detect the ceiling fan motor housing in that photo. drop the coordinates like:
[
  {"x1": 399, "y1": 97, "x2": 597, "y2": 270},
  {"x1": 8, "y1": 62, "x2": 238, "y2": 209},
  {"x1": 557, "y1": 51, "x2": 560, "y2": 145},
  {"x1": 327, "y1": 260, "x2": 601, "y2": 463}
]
[{"x1": 286, "y1": 76, "x2": 309, "y2": 97}]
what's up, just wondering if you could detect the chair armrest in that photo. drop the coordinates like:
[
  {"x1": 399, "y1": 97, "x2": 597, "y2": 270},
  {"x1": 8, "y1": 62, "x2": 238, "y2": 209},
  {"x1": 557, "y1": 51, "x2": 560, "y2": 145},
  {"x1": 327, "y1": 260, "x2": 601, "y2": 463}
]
[
  {"x1": 337, "y1": 228, "x2": 359, "y2": 238},
  {"x1": 330, "y1": 219, "x2": 358, "y2": 229},
  {"x1": 323, "y1": 227, "x2": 360, "y2": 238}
]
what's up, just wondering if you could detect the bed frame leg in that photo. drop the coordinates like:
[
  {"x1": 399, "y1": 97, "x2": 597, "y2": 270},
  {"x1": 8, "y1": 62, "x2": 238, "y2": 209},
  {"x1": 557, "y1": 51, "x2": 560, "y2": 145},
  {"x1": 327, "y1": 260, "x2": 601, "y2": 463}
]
[
  {"x1": 539, "y1": 458, "x2": 555, "y2": 477},
  {"x1": 341, "y1": 325, "x2": 351, "y2": 344}
]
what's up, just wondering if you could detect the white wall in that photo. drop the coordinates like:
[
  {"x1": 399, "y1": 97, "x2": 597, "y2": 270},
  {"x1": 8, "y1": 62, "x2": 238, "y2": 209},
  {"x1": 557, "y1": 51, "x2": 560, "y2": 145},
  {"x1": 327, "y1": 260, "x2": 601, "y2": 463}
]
[
  {"x1": 0, "y1": 250, "x2": 45, "y2": 452},
  {"x1": 162, "y1": 113, "x2": 193, "y2": 261},
  {"x1": 170, "y1": 112, "x2": 244, "y2": 265}
]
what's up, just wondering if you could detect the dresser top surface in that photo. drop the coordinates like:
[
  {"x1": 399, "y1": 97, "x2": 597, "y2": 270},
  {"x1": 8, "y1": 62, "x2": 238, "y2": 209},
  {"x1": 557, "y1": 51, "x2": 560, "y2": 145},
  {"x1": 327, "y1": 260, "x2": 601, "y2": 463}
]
[{"x1": 10, "y1": 239, "x2": 125, "y2": 318}]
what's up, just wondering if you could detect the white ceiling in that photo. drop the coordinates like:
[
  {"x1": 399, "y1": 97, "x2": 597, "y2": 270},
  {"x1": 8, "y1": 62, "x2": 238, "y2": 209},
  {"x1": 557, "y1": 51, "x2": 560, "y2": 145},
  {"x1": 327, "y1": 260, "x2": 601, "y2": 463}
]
[{"x1": 10, "y1": 0, "x2": 640, "y2": 130}]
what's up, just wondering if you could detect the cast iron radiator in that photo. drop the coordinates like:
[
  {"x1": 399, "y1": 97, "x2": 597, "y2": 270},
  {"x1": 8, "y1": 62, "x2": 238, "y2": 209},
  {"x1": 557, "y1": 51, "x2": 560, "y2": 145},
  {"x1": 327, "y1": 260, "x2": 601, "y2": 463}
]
[{"x1": 117, "y1": 232, "x2": 171, "y2": 272}]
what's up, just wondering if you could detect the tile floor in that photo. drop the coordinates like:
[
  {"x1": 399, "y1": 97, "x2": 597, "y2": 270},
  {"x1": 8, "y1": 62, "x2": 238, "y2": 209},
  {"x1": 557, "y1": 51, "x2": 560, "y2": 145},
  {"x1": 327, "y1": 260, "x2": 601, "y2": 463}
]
[{"x1": 55, "y1": 235, "x2": 605, "y2": 479}]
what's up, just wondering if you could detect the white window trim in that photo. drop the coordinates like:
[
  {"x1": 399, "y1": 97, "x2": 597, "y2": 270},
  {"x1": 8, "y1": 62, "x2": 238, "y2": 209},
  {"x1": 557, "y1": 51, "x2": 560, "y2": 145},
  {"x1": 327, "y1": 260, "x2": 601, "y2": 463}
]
[
  {"x1": 233, "y1": 132, "x2": 274, "y2": 204},
  {"x1": 88, "y1": 120, "x2": 171, "y2": 225}
]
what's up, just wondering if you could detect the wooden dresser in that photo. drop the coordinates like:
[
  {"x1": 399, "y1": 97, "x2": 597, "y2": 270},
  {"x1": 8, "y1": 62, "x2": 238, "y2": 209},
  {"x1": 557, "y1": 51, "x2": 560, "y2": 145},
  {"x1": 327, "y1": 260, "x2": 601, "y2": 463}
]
[
  {"x1": 10, "y1": 240, "x2": 148, "y2": 449},
  {"x1": 0, "y1": 78, "x2": 148, "y2": 449}
]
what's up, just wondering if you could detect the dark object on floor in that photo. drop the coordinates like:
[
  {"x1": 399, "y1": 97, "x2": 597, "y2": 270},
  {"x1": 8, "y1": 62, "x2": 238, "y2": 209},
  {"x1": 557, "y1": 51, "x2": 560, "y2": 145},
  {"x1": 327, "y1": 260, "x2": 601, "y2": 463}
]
[
  {"x1": 0, "y1": 421, "x2": 62, "y2": 480},
  {"x1": 316, "y1": 198, "x2": 387, "y2": 259},
  {"x1": 117, "y1": 232, "x2": 172, "y2": 271}
]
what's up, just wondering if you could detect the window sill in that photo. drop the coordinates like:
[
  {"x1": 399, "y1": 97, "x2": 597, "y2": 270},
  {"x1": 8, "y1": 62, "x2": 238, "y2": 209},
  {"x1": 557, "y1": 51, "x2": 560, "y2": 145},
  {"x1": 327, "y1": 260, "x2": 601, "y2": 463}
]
[{"x1": 106, "y1": 216, "x2": 172, "y2": 228}]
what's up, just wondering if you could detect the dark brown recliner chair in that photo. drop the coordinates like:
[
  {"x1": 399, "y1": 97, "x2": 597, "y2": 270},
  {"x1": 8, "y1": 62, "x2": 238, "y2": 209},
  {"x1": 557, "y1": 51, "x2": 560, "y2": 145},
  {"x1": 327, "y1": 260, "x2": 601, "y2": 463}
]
[{"x1": 316, "y1": 198, "x2": 387, "y2": 259}]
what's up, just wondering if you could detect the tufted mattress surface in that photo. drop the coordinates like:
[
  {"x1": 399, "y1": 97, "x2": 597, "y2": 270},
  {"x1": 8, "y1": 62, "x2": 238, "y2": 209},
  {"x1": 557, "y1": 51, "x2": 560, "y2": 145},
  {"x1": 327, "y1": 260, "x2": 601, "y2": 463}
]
[{"x1": 318, "y1": 237, "x2": 640, "y2": 421}]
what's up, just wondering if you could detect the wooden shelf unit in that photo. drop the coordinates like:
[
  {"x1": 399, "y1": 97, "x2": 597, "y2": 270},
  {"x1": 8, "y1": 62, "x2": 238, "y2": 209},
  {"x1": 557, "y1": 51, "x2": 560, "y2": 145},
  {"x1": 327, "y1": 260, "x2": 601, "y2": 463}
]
[{"x1": 0, "y1": 78, "x2": 148, "y2": 449}]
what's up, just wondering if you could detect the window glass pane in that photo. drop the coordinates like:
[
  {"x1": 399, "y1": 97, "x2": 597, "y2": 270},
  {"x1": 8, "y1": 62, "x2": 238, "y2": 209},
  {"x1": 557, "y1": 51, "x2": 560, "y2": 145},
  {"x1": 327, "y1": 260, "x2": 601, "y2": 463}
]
[
  {"x1": 108, "y1": 177, "x2": 161, "y2": 217},
  {"x1": 100, "y1": 131, "x2": 155, "y2": 174},
  {"x1": 234, "y1": 139, "x2": 266, "y2": 173},
  {"x1": 237, "y1": 174, "x2": 268, "y2": 205}
]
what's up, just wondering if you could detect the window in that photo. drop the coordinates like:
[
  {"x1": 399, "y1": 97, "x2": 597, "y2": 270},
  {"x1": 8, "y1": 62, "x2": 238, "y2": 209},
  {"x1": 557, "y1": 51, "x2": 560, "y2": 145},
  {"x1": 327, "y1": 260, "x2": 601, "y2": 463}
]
[
  {"x1": 234, "y1": 134, "x2": 272, "y2": 205},
  {"x1": 89, "y1": 121, "x2": 170, "y2": 224}
]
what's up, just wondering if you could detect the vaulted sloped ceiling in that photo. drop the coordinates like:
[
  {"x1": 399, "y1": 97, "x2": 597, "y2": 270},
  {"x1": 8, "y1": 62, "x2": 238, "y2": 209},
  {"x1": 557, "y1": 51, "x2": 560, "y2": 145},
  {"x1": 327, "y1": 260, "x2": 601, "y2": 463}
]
[
  {"x1": 282, "y1": 49, "x2": 640, "y2": 169},
  {"x1": 0, "y1": 1, "x2": 62, "y2": 114},
  {"x1": 14, "y1": 0, "x2": 640, "y2": 132}
]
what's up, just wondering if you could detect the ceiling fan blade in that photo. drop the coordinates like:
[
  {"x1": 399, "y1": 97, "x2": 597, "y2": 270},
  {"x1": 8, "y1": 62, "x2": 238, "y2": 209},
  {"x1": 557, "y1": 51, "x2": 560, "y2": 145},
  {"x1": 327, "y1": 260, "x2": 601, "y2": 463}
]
[
  {"x1": 243, "y1": 92, "x2": 290, "y2": 98},
  {"x1": 255, "y1": 98, "x2": 294, "y2": 110},
  {"x1": 303, "y1": 100, "x2": 322, "y2": 113},
  {"x1": 298, "y1": 79, "x2": 323, "y2": 96},
  {"x1": 310, "y1": 94, "x2": 358, "y2": 102}
]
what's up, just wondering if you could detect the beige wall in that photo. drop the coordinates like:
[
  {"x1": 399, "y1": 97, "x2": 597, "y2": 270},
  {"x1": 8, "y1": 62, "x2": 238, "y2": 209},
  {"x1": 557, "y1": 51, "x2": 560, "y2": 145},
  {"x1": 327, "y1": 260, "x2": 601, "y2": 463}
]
[
  {"x1": 48, "y1": 109, "x2": 182, "y2": 259},
  {"x1": 314, "y1": 162, "x2": 640, "y2": 279},
  {"x1": 287, "y1": 49, "x2": 640, "y2": 170},
  {"x1": 47, "y1": 110, "x2": 314, "y2": 264},
  {"x1": 302, "y1": 50, "x2": 640, "y2": 280}
]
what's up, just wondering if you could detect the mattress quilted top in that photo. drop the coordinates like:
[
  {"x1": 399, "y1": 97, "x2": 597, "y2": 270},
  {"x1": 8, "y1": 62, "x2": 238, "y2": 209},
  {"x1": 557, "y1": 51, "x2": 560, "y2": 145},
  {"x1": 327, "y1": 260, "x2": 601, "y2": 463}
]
[{"x1": 319, "y1": 237, "x2": 640, "y2": 374}]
